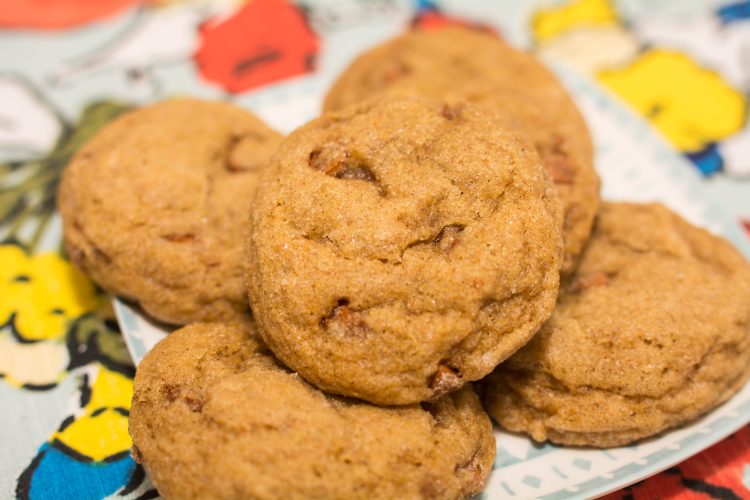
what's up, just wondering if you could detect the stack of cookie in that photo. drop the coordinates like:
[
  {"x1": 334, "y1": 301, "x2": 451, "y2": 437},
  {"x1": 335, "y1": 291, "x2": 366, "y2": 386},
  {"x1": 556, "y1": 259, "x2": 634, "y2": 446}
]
[{"x1": 58, "y1": 27, "x2": 750, "y2": 499}]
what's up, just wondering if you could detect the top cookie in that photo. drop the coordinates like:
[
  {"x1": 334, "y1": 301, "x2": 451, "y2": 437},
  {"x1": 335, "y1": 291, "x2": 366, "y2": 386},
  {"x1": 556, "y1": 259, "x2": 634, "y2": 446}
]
[
  {"x1": 246, "y1": 97, "x2": 563, "y2": 405},
  {"x1": 324, "y1": 27, "x2": 599, "y2": 273},
  {"x1": 58, "y1": 98, "x2": 282, "y2": 325},
  {"x1": 130, "y1": 321, "x2": 496, "y2": 499},
  {"x1": 482, "y1": 202, "x2": 750, "y2": 447}
]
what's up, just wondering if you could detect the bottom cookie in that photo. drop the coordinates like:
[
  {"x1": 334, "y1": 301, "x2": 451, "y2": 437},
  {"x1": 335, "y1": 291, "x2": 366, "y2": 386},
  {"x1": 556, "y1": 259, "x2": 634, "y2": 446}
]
[
  {"x1": 482, "y1": 202, "x2": 750, "y2": 448},
  {"x1": 130, "y1": 321, "x2": 496, "y2": 499}
]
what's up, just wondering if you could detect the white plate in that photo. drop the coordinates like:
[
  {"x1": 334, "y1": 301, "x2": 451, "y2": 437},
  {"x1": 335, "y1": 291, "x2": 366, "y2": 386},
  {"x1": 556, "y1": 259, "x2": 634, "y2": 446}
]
[{"x1": 116, "y1": 65, "x2": 750, "y2": 500}]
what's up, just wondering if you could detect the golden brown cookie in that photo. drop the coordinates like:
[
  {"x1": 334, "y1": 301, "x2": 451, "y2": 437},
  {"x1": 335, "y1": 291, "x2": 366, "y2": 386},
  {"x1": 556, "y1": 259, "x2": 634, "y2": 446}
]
[
  {"x1": 324, "y1": 27, "x2": 599, "y2": 273},
  {"x1": 58, "y1": 98, "x2": 282, "y2": 325},
  {"x1": 246, "y1": 97, "x2": 563, "y2": 405},
  {"x1": 482, "y1": 202, "x2": 750, "y2": 447},
  {"x1": 129, "y1": 321, "x2": 496, "y2": 499}
]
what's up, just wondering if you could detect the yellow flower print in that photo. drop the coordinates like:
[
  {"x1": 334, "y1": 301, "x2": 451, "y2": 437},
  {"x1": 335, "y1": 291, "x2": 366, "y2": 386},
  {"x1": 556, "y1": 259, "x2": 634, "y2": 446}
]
[
  {"x1": 86, "y1": 362, "x2": 133, "y2": 410},
  {"x1": 0, "y1": 244, "x2": 102, "y2": 341},
  {"x1": 532, "y1": 0, "x2": 618, "y2": 42},
  {"x1": 530, "y1": 0, "x2": 638, "y2": 75},
  {"x1": 52, "y1": 366, "x2": 134, "y2": 462},
  {"x1": 598, "y1": 50, "x2": 747, "y2": 153}
]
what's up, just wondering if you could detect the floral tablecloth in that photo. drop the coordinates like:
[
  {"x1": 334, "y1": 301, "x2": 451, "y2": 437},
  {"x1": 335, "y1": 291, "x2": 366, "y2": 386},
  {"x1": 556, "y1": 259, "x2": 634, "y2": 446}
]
[{"x1": 1, "y1": 0, "x2": 749, "y2": 498}]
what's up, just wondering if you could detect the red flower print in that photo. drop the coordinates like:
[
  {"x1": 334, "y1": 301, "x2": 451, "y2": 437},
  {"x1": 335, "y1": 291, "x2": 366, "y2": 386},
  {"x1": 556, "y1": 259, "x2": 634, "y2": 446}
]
[
  {"x1": 0, "y1": 0, "x2": 139, "y2": 30},
  {"x1": 194, "y1": 0, "x2": 319, "y2": 94},
  {"x1": 604, "y1": 426, "x2": 750, "y2": 499}
]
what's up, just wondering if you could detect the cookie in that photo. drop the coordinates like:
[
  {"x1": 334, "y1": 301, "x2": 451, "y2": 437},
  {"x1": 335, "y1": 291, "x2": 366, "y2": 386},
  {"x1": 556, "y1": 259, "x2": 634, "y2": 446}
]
[
  {"x1": 58, "y1": 98, "x2": 282, "y2": 324},
  {"x1": 482, "y1": 202, "x2": 750, "y2": 447},
  {"x1": 246, "y1": 97, "x2": 563, "y2": 405},
  {"x1": 129, "y1": 321, "x2": 496, "y2": 499},
  {"x1": 324, "y1": 27, "x2": 599, "y2": 273}
]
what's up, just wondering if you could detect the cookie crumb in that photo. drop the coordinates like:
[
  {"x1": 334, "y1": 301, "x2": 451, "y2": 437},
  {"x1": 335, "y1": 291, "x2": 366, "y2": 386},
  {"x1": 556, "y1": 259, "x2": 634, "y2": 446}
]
[
  {"x1": 308, "y1": 148, "x2": 383, "y2": 194},
  {"x1": 441, "y1": 104, "x2": 460, "y2": 120},
  {"x1": 185, "y1": 394, "x2": 203, "y2": 413},
  {"x1": 67, "y1": 243, "x2": 87, "y2": 271},
  {"x1": 381, "y1": 60, "x2": 410, "y2": 83},
  {"x1": 130, "y1": 445, "x2": 143, "y2": 464},
  {"x1": 455, "y1": 447, "x2": 485, "y2": 496},
  {"x1": 569, "y1": 271, "x2": 609, "y2": 292},
  {"x1": 92, "y1": 246, "x2": 111, "y2": 264},
  {"x1": 321, "y1": 300, "x2": 372, "y2": 337},
  {"x1": 433, "y1": 224, "x2": 465, "y2": 251},
  {"x1": 430, "y1": 364, "x2": 462, "y2": 397},
  {"x1": 418, "y1": 476, "x2": 441, "y2": 500},
  {"x1": 161, "y1": 233, "x2": 197, "y2": 243},
  {"x1": 161, "y1": 383, "x2": 181, "y2": 402},
  {"x1": 546, "y1": 156, "x2": 576, "y2": 184},
  {"x1": 420, "y1": 401, "x2": 446, "y2": 427},
  {"x1": 542, "y1": 136, "x2": 576, "y2": 184}
]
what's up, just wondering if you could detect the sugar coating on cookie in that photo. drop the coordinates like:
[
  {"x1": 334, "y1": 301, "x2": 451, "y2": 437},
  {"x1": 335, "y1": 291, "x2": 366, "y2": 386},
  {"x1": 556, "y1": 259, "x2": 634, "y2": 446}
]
[
  {"x1": 483, "y1": 202, "x2": 750, "y2": 447},
  {"x1": 58, "y1": 98, "x2": 282, "y2": 325},
  {"x1": 246, "y1": 97, "x2": 563, "y2": 405},
  {"x1": 324, "y1": 27, "x2": 599, "y2": 273},
  {"x1": 129, "y1": 322, "x2": 496, "y2": 499}
]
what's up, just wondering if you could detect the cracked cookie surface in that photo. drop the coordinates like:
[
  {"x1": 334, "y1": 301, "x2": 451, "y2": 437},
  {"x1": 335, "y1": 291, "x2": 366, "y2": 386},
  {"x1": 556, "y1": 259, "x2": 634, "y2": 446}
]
[
  {"x1": 129, "y1": 321, "x2": 496, "y2": 499},
  {"x1": 324, "y1": 27, "x2": 599, "y2": 273},
  {"x1": 246, "y1": 97, "x2": 563, "y2": 405},
  {"x1": 482, "y1": 202, "x2": 750, "y2": 447},
  {"x1": 58, "y1": 98, "x2": 282, "y2": 324}
]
